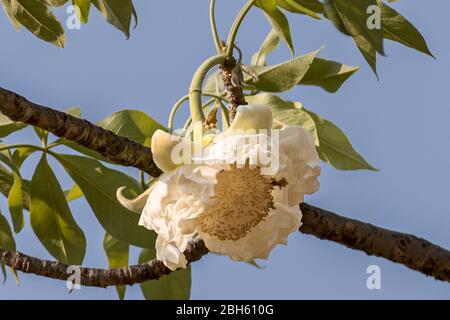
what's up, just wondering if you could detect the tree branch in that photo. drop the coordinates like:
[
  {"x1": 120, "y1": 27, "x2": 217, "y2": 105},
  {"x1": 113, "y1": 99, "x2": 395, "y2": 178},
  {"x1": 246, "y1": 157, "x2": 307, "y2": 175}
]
[
  {"x1": 1, "y1": 203, "x2": 448, "y2": 287},
  {"x1": 0, "y1": 87, "x2": 448, "y2": 287},
  {"x1": 299, "y1": 204, "x2": 450, "y2": 282},
  {"x1": 0, "y1": 87, "x2": 162, "y2": 177},
  {"x1": 0, "y1": 239, "x2": 208, "y2": 288}
]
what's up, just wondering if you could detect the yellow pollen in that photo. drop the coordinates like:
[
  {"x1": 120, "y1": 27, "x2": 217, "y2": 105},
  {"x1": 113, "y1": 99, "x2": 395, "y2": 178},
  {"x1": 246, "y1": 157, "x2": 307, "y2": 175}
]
[{"x1": 198, "y1": 165, "x2": 276, "y2": 241}]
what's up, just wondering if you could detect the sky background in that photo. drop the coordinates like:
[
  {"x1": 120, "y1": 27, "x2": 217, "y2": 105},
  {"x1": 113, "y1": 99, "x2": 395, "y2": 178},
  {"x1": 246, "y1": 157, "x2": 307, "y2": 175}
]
[{"x1": 1, "y1": 0, "x2": 449, "y2": 299}]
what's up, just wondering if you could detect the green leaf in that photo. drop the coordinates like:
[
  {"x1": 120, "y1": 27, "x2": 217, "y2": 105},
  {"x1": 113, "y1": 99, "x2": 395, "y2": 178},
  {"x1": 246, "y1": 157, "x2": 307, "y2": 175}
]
[
  {"x1": 249, "y1": 48, "x2": 321, "y2": 92},
  {"x1": 33, "y1": 127, "x2": 49, "y2": 144},
  {"x1": 324, "y1": 0, "x2": 384, "y2": 75},
  {"x1": 0, "y1": 151, "x2": 28, "y2": 232},
  {"x1": 97, "y1": 110, "x2": 166, "y2": 147},
  {"x1": 53, "y1": 153, "x2": 156, "y2": 248},
  {"x1": 10, "y1": 0, "x2": 65, "y2": 47},
  {"x1": 103, "y1": 233, "x2": 129, "y2": 300},
  {"x1": 66, "y1": 183, "x2": 83, "y2": 202},
  {"x1": 60, "y1": 109, "x2": 164, "y2": 162},
  {"x1": 380, "y1": 3, "x2": 433, "y2": 57},
  {"x1": 139, "y1": 248, "x2": 191, "y2": 300},
  {"x1": 292, "y1": 0, "x2": 323, "y2": 13},
  {"x1": 92, "y1": 0, "x2": 134, "y2": 38},
  {"x1": 8, "y1": 165, "x2": 24, "y2": 233},
  {"x1": 337, "y1": 0, "x2": 384, "y2": 54},
  {"x1": 30, "y1": 155, "x2": 86, "y2": 264},
  {"x1": 64, "y1": 106, "x2": 82, "y2": 118},
  {"x1": 355, "y1": 36, "x2": 378, "y2": 76},
  {"x1": 73, "y1": 0, "x2": 91, "y2": 23},
  {"x1": 299, "y1": 58, "x2": 359, "y2": 92},
  {"x1": 46, "y1": 0, "x2": 68, "y2": 7},
  {"x1": 251, "y1": 29, "x2": 280, "y2": 67},
  {"x1": 275, "y1": 0, "x2": 320, "y2": 19},
  {"x1": 1, "y1": 0, "x2": 21, "y2": 31},
  {"x1": 305, "y1": 109, "x2": 377, "y2": 171},
  {"x1": 0, "y1": 211, "x2": 16, "y2": 252},
  {"x1": 257, "y1": 0, "x2": 295, "y2": 55},
  {"x1": 203, "y1": 70, "x2": 224, "y2": 96},
  {"x1": 12, "y1": 146, "x2": 36, "y2": 168},
  {"x1": 0, "y1": 163, "x2": 30, "y2": 211},
  {"x1": 246, "y1": 93, "x2": 318, "y2": 144},
  {"x1": 0, "y1": 114, "x2": 27, "y2": 138},
  {"x1": 0, "y1": 209, "x2": 17, "y2": 284}
]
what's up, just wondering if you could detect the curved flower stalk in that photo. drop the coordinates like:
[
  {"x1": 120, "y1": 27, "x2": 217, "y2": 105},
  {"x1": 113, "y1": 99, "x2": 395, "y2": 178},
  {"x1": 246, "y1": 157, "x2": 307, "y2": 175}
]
[{"x1": 117, "y1": 105, "x2": 321, "y2": 270}]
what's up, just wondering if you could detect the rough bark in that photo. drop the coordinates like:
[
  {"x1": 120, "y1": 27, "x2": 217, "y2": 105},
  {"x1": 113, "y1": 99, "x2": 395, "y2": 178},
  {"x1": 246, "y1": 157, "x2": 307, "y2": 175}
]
[
  {"x1": 220, "y1": 57, "x2": 247, "y2": 122},
  {"x1": 0, "y1": 87, "x2": 448, "y2": 287},
  {"x1": 0, "y1": 239, "x2": 208, "y2": 288},
  {"x1": 300, "y1": 203, "x2": 450, "y2": 282},
  {"x1": 0, "y1": 87, "x2": 162, "y2": 177},
  {"x1": 1, "y1": 204, "x2": 449, "y2": 287}
]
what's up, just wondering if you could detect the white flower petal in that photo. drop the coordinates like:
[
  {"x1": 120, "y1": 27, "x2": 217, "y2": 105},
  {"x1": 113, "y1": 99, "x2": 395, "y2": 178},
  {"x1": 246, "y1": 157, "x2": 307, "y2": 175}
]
[
  {"x1": 278, "y1": 126, "x2": 321, "y2": 206},
  {"x1": 227, "y1": 104, "x2": 273, "y2": 134},
  {"x1": 151, "y1": 129, "x2": 194, "y2": 173},
  {"x1": 138, "y1": 164, "x2": 221, "y2": 270},
  {"x1": 155, "y1": 236, "x2": 188, "y2": 270},
  {"x1": 131, "y1": 104, "x2": 321, "y2": 270}
]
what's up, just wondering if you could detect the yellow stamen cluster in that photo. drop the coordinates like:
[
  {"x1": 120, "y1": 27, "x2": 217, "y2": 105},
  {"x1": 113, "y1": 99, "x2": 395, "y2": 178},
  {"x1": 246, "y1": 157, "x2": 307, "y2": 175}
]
[{"x1": 198, "y1": 165, "x2": 275, "y2": 241}]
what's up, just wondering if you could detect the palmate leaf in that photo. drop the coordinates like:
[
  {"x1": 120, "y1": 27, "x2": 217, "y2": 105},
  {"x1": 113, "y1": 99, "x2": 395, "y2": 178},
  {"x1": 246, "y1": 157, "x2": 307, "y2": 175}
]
[
  {"x1": 380, "y1": 2, "x2": 433, "y2": 57},
  {"x1": 53, "y1": 153, "x2": 157, "y2": 248},
  {"x1": 9, "y1": 0, "x2": 65, "y2": 47},
  {"x1": 0, "y1": 114, "x2": 27, "y2": 138},
  {"x1": 139, "y1": 248, "x2": 191, "y2": 300},
  {"x1": 92, "y1": 0, "x2": 136, "y2": 38},
  {"x1": 61, "y1": 109, "x2": 165, "y2": 161},
  {"x1": 305, "y1": 109, "x2": 377, "y2": 171},
  {"x1": 0, "y1": 162, "x2": 30, "y2": 211},
  {"x1": 275, "y1": 0, "x2": 320, "y2": 19},
  {"x1": 30, "y1": 155, "x2": 86, "y2": 265},
  {"x1": 73, "y1": 0, "x2": 92, "y2": 24},
  {"x1": 257, "y1": 0, "x2": 295, "y2": 55},
  {"x1": 293, "y1": 0, "x2": 323, "y2": 14},
  {"x1": 299, "y1": 58, "x2": 359, "y2": 93},
  {"x1": 245, "y1": 93, "x2": 375, "y2": 171},
  {"x1": 324, "y1": 0, "x2": 384, "y2": 76},
  {"x1": 0, "y1": 150, "x2": 34, "y2": 233},
  {"x1": 248, "y1": 48, "x2": 321, "y2": 92},
  {"x1": 0, "y1": 211, "x2": 16, "y2": 284},
  {"x1": 251, "y1": 29, "x2": 280, "y2": 67},
  {"x1": 103, "y1": 233, "x2": 129, "y2": 300},
  {"x1": 46, "y1": 0, "x2": 69, "y2": 7},
  {"x1": 1, "y1": 0, "x2": 21, "y2": 30},
  {"x1": 0, "y1": 211, "x2": 16, "y2": 252},
  {"x1": 205, "y1": 44, "x2": 356, "y2": 95},
  {"x1": 96, "y1": 110, "x2": 165, "y2": 147},
  {"x1": 5, "y1": 156, "x2": 24, "y2": 233}
]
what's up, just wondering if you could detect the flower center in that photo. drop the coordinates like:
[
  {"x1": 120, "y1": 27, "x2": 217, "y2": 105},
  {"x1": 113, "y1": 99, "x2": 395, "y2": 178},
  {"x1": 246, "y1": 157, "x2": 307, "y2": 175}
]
[{"x1": 198, "y1": 165, "x2": 275, "y2": 241}]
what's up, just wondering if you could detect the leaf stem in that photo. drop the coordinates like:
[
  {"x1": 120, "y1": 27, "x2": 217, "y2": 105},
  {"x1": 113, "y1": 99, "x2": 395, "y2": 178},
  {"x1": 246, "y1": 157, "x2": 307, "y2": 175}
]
[
  {"x1": 167, "y1": 95, "x2": 189, "y2": 133},
  {"x1": 210, "y1": 0, "x2": 223, "y2": 53},
  {"x1": 226, "y1": 0, "x2": 257, "y2": 58},
  {"x1": 0, "y1": 144, "x2": 43, "y2": 153},
  {"x1": 188, "y1": 54, "x2": 226, "y2": 125}
]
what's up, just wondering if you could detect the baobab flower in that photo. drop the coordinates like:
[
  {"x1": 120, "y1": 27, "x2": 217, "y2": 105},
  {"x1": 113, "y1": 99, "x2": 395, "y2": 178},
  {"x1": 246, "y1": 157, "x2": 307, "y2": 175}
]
[{"x1": 117, "y1": 105, "x2": 321, "y2": 270}]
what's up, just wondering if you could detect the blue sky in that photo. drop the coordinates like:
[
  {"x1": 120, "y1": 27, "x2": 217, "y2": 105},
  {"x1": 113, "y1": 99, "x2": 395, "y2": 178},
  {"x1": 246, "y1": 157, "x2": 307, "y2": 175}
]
[{"x1": 0, "y1": 0, "x2": 449, "y2": 299}]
